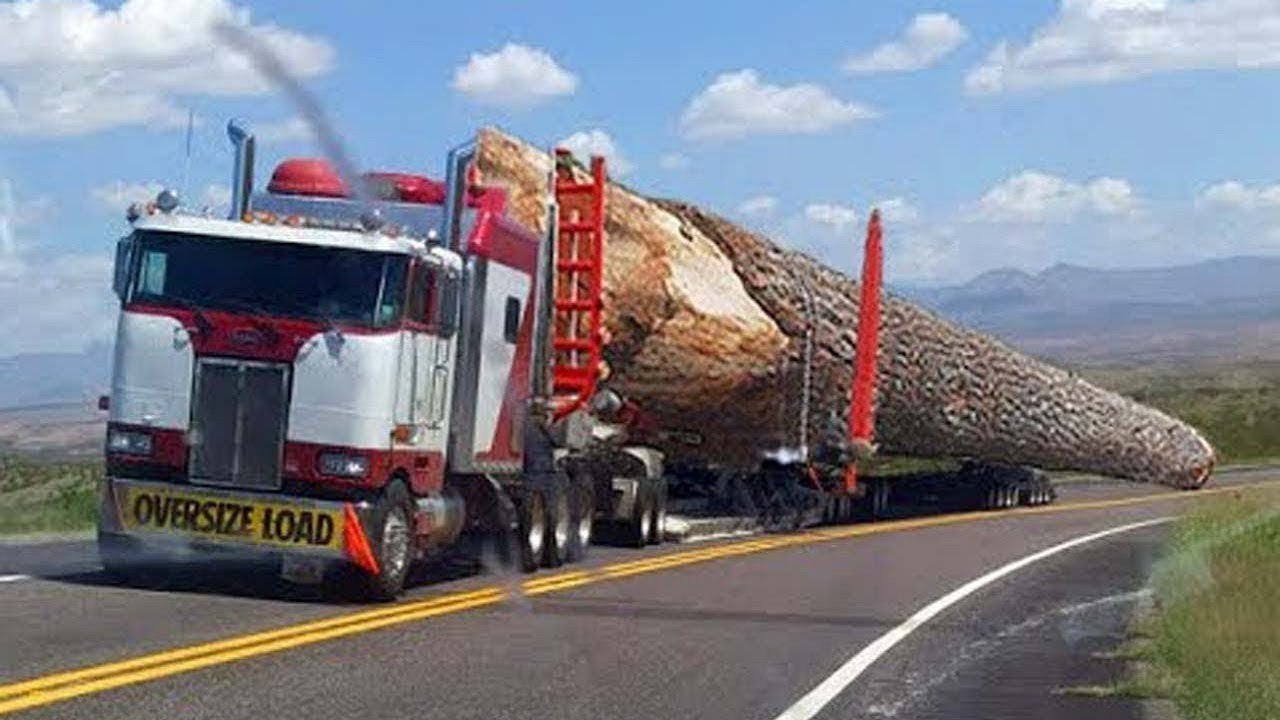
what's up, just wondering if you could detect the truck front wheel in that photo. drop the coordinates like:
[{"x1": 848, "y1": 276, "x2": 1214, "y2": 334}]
[{"x1": 351, "y1": 480, "x2": 415, "y2": 601}]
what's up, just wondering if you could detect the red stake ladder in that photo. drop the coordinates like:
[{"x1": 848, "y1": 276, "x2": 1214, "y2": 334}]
[
  {"x1": 550, "y1": 149, "x2": 607, "y2": 420},
  {"x1": 843, "y1": 209, "x2": 884, "y2": 493}
]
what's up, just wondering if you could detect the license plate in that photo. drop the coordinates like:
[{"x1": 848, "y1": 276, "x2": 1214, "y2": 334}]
[{"x1": 114, "y1": 482, "x2": 344, "y2": 553}]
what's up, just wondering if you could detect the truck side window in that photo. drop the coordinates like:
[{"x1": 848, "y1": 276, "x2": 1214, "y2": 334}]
[
  {"x1": 139, "y1": 250, "x2": 168, "y2": 296},
  {"x1": 407, "y1": 263, "x2": 433, "y2": 324},
  {"x1": 503, "y1": 297, "x2": 521, "y2": 343}
]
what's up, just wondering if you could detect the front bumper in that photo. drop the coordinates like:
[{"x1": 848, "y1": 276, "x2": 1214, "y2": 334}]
[{"x1": 99, "y1": 477, "x2": 373, "y2": 563}]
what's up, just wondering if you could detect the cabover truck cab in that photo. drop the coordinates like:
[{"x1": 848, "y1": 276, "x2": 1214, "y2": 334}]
[{"x1": 98, "y1": 122, "x2": 667, "y2": 599}]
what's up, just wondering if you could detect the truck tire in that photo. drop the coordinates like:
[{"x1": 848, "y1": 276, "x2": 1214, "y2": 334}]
[
  {"x1": 541, "y1": 477, "x2": 572, "y2": 569},
  {"x1": 566, "y1": 473, "x2": 595, "y2": 563},
  {"x1": 353, "y1": 480, "x2": 415, "y2": 601},
  {"x1": 647, "y1": 477, "x2": 667, "y2": 545},
  {"x1": 868, "y1": 480, "x2": 891, "y2": 520},
  {"x1": 621, "y1": 479, "x2": 654, "y2": 549},
  {"x1": 515, "y1": 487, "x2": 548, "y2": 573}
]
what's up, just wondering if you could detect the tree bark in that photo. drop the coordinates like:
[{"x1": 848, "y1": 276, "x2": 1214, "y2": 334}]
[{"x1": 475, "y1": 128, "x2": 1217, "y2": 489}]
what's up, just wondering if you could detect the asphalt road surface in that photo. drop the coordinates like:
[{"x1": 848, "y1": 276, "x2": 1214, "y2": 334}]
[{"x1": 1, "y1": 468, "x2": 1275, "y2": 720}]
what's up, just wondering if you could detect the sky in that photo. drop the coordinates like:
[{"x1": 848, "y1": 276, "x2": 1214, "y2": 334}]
[{"x1": 3, "y1": 0, "x2": 1280, "y2": 357}]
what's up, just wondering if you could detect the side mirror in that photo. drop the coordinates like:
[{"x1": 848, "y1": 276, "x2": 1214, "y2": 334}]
[
  {"x1": 112, "y1": 235, "x2": 136, "y2": 300},
  {"x1": 435, "y1": 270, "x2": 461, "y2": 338}
]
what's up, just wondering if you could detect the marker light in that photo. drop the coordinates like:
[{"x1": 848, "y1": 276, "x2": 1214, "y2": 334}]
[{"x1": 156, "y1": 189, "x2": 180, "y2": 213}]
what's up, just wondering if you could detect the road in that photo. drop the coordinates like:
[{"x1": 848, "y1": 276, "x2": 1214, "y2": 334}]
[{"x1": 0, "y1": 469, "x2": 1275, "y2": 720}]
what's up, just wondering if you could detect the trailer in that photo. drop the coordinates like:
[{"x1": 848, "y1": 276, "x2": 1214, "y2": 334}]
[{"x1": 96, "y1": 121, "x2": 1051, "y2": 600}]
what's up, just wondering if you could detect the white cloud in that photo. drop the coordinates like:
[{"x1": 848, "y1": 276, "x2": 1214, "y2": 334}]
[
  {"x1": 253, "y1": 116, "x2": 312, "y2": 143},
  {"x1": 0, "y1": 179, "x2": 114, "y2": 355},
  {"x1": 876, "y1": 197, "x2": 921, "y2": 224},
  {"x1": 90, "y1": 180, "x2": 230, "y2": 212},
  {"x1": 969, "y1": 171, "x2": 1140, "y2": 223},
  {"x1": 844, "y1": 12, "x2": 970, "y2": 74},
  {"x1": 737, "y1": 195, "x2": 778, "y2": 217},
  {"x1": 679, "y1": 69, "x2": 877, "y2": 140},
  {"x1": 804, "y1": 203, "x2": 861, "y2": 232},
  {"x1": 90, "y1": 181, "x2": 165, "y2": 210},
  {"x1": 659, "y1": 153, "x2": 691, "y2": 171},
  {"x1": 0, "y1": 0, "x2": 334, "y2": 136},
  {"x1": 557, "y1": 129, "x2": 634, "y2": 177},
  {"x1": 1197, "y1": 180, "x2": 1280, "y2": 211},
  {"x1": 965, "y1": 0, "x2": 1280, "y2": 95},
  {"x1": 452, "y1": 43, "x2": 577, "y2": 108}
]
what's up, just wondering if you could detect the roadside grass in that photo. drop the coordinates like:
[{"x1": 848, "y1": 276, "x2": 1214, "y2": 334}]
[
  {"x1": 0, "y1": 455, "x2": 101, "y2": 534},
  {"x1": 1137, "y1": 486, "x2": 1280, "y2": 720}
]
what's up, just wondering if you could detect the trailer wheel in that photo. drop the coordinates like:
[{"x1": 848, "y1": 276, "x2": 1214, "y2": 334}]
[
  {"x1": 832, "y1": 496, "x2": 848, "y2": 524},
  {"x1": 869, "y1": 480, "x2": 891, "y2": 520},
  {"x1": 541, "y1": 478, "x2": 572, "y2": 569},
  {"x1": 647, "y1": 477, "x2": 668, "y2": 545},
  {"x1": 564, "y1": 473, "x2": 594, "y2": 562},
  {"x1": 621, "y1": 479, "x2": 654, "y2": 549},
  {"x1": 350, "y1": 480, "x2": 415, "y2": 601}
]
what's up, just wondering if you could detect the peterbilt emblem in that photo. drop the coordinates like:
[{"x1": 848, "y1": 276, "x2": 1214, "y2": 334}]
[{"x1": 230, "y1": 328, "x2": 264, "y2": 347}]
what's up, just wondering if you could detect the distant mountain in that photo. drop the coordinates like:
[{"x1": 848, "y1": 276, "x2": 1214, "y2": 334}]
[
  {"x1": 0, "y1": 342, "x2": 112, "y2": 410},
  {"x1": 898, "y1": 256, "x2": 1280, "y2": 364}
]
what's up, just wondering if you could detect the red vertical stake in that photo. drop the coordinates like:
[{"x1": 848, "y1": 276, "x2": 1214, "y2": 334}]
[{"x1": 844, "y1": 209, "x2": 883, "y2": 493}]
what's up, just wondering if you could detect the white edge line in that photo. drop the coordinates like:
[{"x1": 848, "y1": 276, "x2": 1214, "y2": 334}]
[
  {"x1": 0, "y1": 574, "x2": 31, "y2": 584},
  {"x1": 771, "y1": 516, "x2": 1174, "y2": 720}
]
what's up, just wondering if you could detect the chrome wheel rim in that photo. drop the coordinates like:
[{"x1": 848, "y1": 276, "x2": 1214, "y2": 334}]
[
  {"x1": 578, "y1": 508, "x2": 593, "y2": 548},
  {"x1": 383, "y1": 508, "x2": 410, "y2": 580},
  {"x1": 527, "y1": 494, "x2": 546, "y2": 559},
  {"x1": 639, "y1": 500, "x2": 652, "y2": 539},
  {"x1": 553, "y1": 492, "x2": 571, "y2": 552}
]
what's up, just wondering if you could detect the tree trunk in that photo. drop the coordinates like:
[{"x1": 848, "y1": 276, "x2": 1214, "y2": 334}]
[{"x1": 475, "y1": 128, "x2": 1217, "y2": 489}]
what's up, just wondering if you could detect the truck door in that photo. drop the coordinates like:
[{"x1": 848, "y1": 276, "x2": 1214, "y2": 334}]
[{"x1": 402, "y1": 260, "x2": 456, "y2": 492}]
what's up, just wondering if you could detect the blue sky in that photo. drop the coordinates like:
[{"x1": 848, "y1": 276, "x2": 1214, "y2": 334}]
[{"x1": 3, "y1": 0, "x2": 1280, "y2": 356}]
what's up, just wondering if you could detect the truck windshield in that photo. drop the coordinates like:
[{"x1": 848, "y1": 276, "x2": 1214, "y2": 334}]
[{"x1": 127, "y1": 230, "x2": 408, "y2": 327}]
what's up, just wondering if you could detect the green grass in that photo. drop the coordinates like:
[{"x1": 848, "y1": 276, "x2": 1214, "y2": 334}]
[
  {"x1": 0, "y1": 455, "x2": 101, "y2": 534},
  {"x1": 1139, "y1": 487, "x2": 1280, "y2": 720},
  {"x1": 1078, "y1": 362, "x2": 1280, "y2": 465}
]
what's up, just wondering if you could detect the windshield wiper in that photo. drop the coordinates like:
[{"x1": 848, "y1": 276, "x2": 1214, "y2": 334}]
[{"x1": 274, "y1": 298, "x2": 346, "y2": 343}]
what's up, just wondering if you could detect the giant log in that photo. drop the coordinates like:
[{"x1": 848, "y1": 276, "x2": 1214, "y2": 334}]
[{"x1": 475, "y1": 129, "x2": 1216, "y2": 488}]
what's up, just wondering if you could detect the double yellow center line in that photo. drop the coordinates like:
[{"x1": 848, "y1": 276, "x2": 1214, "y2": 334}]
[{"x1": 0, "y1": 482, "x2": 1267, "y2": 716}]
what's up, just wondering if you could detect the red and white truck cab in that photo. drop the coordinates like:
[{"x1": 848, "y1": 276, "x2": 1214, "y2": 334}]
[{"x1": 98, "y1": 122, "x2": 668, "y2": 599}]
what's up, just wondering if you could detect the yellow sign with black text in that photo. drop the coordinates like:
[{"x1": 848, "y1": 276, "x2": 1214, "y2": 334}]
[{"x1": 115, "y1": 484, "x2": 344, "y2": 552}]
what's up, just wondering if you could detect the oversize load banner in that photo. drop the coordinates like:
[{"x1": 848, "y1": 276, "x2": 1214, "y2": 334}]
[{"x1": 116, "y1": 483, "x2": 344, "y2": 552}]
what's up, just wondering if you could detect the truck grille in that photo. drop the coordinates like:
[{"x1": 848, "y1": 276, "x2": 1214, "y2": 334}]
[{"x1": 189, "y1": 358, "x2": 289, "y2": 490}]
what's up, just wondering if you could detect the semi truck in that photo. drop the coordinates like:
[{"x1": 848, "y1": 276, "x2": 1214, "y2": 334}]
[{"x1": 97, "y1": 121, "x2": 1052, "y2": 599}]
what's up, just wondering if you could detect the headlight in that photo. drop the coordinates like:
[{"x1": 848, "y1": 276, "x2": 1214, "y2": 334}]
[
  {"x1": 107, "y1": 429, "x2": 153, "y2": 456},
  {"x1": 317, "y1": 452, "x2": 369, "y2": 478}
]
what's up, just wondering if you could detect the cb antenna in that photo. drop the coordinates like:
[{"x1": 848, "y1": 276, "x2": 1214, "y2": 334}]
[{"x1": 180, "y1": 107, "x2": 194, "y2": 203}]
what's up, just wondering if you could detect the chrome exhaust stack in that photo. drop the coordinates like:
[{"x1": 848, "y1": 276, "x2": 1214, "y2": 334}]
[
  {"x1": 442, "y1": 140, "x2": 476, "y2": 252},
  {"x1": 227, "y1": 120, "x2": 256, "y2": 220}
]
